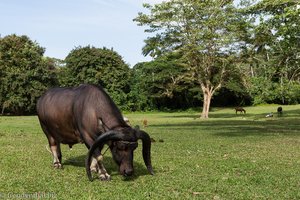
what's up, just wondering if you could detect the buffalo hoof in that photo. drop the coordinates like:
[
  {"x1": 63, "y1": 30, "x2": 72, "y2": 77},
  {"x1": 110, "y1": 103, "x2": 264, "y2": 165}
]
[
  {"x1": 99, "y1": 173, "x2": 111, "y2": 181},
  {"x1": 53, "y1": 162, "x2": 62, "y2": 169}
]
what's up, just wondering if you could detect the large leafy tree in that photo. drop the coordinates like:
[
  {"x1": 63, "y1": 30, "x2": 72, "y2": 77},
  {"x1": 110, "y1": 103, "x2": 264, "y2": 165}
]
[
  {"x1": 238, "y1": 0, "x2": 300, "y2": 104},
  {"x1": 0, "y1": 34, "x2": 57, "y2": 115},
  {"x1": 61, "y1": 46, "x2": 131, "y2": 108},
  {"x1": 134, "y1": 0, "x2": 241, "y2": 118}
]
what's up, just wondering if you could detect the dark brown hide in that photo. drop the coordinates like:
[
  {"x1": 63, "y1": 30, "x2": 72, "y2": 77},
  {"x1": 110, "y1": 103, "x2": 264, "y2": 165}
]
[{"x1": 37, "y1": 85, "x2": 128, "y2": 146}]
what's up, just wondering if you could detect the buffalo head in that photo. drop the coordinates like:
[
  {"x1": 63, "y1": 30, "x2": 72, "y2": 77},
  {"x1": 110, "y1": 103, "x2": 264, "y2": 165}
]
[{"x1": 86, "y1": 128, "x2": 154, "y2": 181}]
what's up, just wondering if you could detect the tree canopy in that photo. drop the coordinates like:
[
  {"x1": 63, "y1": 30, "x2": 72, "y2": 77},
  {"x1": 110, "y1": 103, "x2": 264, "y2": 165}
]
[
  {"x1": 237, "y1": 0, "x2": 300, "y2": 105},
  {"x1": 130, "y1": 52, "x2": 199, "y2": 111},
  {"x1": 0, "y1": 0, "x2": 299, "y2": 115},
  {"x1": 134, "y1": 0, "x2": 242, "y2": 118},
  {"x1": 0, "y1": 34, "x2": 57, "y2": 114},
  {"x1": 60, "y1": 46, "x2": 131, "y2": 109}
]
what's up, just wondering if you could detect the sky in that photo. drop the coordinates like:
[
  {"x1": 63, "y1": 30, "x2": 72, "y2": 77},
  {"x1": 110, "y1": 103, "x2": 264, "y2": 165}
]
[{"x1": 0, "y1": 0, "x2": 165, "y2": 67}]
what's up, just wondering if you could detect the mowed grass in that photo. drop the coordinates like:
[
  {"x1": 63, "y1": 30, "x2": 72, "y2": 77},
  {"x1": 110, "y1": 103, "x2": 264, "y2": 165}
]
[{"x1": 0, "y1": 105, "x2": 300, "y2": 199}]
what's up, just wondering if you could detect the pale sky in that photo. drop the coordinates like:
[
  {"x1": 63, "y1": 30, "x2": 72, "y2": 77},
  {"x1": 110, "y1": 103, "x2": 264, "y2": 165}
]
[{"x1": 0, "y1": 0, "x2": 165, "y2": 67}]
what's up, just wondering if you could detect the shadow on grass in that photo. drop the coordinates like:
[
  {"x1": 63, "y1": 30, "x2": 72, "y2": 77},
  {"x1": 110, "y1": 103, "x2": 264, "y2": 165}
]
[
  {"x1": 161, "y1": 108, "x2": 300, "y2": 119},
  {"x1": 161, "y1": 112, "x2": 265, "y2": 119},
  {"x1": 63, "y1": 154, "x2": 151, "y2": 181},
  {"x1": 210, "y1": 119, "x2": 300, "y2": 137},
  {"x1": 151, "y1": 117, "x2": 300, "y2": 137}
]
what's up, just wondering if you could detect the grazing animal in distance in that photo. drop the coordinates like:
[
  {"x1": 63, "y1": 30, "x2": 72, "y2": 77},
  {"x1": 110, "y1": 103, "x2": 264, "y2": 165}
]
[
  {"x1": 142, "y1": 119, "x2": 148, "y2": 127},
  {"x1": 235, "y1": 107, "x2": 246, "y2": 114},
  {"x1": 36, "y1": 84, "x2": 153, "y2": 181},
  {"x1": 277, "y1": 106, "x2": 283, "y2": 116}
]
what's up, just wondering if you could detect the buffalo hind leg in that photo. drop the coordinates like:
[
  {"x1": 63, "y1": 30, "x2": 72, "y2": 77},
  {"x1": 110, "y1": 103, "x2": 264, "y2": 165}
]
[
  {"x1": 50, "y1": 143, "x2": 62, "y2": 168},
  {"x1": 46, "y1": 134, "x2": 62, "y2": 168},
  {"x1": 41, "y1": 122, "x2": 63, "y2": 169}
]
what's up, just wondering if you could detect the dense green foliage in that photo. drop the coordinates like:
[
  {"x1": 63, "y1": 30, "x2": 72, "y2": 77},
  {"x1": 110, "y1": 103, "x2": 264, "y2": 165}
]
[
  {"x1": 134, "y1": 0, "x2": 241, "y2": 118},
  {"x1": 0, "y1": 0, "x2": 299, "y2": 115},
  {"x1": 129, "y1": 53, "x2": 200, "y2": 111},
  {"x1": 59, "y1": 46, "x2": 131, "y2": 109},
  {"x1": 134, "y1": 0, "x2": 300, "y2": 117},
  {"x1": 238, "y1": 0, "x2": 300, "y2": 105},
  {"x1": 1, "y1": 105, "x2": 300, "y2": 199},
  {"x1": 0, "y1": 35, "x2": 57, "y2": 115}
]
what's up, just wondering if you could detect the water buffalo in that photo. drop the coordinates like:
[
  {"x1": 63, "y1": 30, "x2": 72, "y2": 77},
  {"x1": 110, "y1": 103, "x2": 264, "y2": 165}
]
[
  {"x1": 36, "y1": 84, "x2": 154, "y2": 181},
  {"x1": 277, "y1": 106, "x2": 283, "y2": 116}
]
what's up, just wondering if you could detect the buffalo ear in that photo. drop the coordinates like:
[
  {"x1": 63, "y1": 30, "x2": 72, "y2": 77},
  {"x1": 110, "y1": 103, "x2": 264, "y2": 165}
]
[
  {"x1": 85, "y1": 131, "x2": 124, "y2": 181},
  {"x1": 136, "y1": 130, "x2": 154, "y2": 175}
]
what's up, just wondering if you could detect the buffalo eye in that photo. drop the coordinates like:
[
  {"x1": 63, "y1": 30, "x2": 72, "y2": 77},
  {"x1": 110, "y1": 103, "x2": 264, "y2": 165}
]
[
  {"x1": 116, "y1": 141, "x2": 138, "y2": 150},
  {"x1": 117, "y1": 142, "x2": 127, "y2": 150}
]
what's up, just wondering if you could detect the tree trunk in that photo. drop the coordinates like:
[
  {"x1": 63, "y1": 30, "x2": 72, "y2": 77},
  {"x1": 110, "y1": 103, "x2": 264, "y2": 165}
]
[{"x1": 201, "y1": 87, "x2": 213, "y2": 118}]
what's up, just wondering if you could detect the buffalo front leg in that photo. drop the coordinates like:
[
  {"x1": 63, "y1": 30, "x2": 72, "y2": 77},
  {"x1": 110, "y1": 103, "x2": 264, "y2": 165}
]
[
  {"x1": 84, "y1": 134, "x2": 111, "y2": 180},
  {"x1": 95, "y1": 155, "x2": 111, "y2": 181},
  {"x1": 89, "y1": 155, "x2": 111, "y2": 181},
  {"x1": 90, "y1": 157, "x2": 99, "y2": 173}
]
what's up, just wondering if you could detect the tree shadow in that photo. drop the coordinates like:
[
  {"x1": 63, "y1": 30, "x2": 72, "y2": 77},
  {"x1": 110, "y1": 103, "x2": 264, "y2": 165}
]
[
  {"x1": 161, "y1": 114, "x2": 199, "y2": 119},
  {"x1": 150, "y1": 109, "x2": 300, "y2": 137},
  {"x1": 63, "y1": 154, "x2": 151, "y2": 181},
  {"x1": 159, "y1": 111, "x2": 257, "y2": 119},
  {"x1": 213, "y1": 116, "x2": 300, "y2": 137},
  {"x1": 159, "y1": 108, "x2": 300, "y2": 119},
  {"x1": 211, "y1": 107, "x2": 300, "y2": 119}
]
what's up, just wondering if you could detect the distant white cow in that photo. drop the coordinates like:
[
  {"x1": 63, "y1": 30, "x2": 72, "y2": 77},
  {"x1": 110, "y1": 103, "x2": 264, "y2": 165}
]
[
  {"x1": 123, "y1": 116, "x2": 130, "y2": 125},
  {"x1": 266, "y1": 112, "x2": 273, "y2": 118}
]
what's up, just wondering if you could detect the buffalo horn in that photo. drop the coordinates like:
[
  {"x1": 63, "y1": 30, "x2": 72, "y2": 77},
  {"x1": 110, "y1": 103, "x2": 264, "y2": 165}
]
[
  {"x1": 136, "y1": 130, "x2": 154, "y2": 175},
  {"x1": 85, "y1": 131, "x2": 124, "y2": 181}
]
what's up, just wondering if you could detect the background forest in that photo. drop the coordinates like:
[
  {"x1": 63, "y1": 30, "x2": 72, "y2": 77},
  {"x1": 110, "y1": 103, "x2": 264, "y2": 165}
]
[{"x1": 0, "y1": 0, "x2": 299, "y2": 115}]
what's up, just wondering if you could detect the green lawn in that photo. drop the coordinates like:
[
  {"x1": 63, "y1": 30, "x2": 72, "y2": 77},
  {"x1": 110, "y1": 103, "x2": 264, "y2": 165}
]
[{"x1": 0, "y1": 105, "x2": 300, "y2": 199}]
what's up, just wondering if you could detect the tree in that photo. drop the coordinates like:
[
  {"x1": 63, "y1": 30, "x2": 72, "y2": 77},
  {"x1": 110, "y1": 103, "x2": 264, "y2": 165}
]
[
  {"x1": 238, "y1": 0, "x2": 300, "y2": 104},
  {"x1": 0, "y1": 34, "x2": 57, "y2": 115},
  {"x1": 134, "y1": 0, "x2": 241, "y2": 118},
  {"x1": 61, "y1": 46, "x2": 131, "y2": 109},
  {"x1": 130, "y1": 53, "x2": 199, "y2": 111}
]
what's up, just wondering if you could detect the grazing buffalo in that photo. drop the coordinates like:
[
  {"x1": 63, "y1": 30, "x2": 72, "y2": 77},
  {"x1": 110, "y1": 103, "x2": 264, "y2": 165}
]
[{"x1": 37, "y1": 84, "x2": 154, "y2": 181}]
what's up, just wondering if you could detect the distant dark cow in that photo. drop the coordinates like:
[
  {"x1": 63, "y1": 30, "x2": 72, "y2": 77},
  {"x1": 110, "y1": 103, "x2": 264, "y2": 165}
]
[
  {"x1": 37, "y1": 84, "x2": 153, "y2": 181},
  {"x1": 235, "y1": 107, "x2": 246, "y2": 114},
  {"x1": 277, "y1": 106, "x2": 283, "y2": 115}
]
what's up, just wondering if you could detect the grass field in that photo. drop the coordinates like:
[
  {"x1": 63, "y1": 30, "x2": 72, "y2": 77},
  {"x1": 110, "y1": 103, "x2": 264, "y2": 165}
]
[{"x1": 0, "y1": 105, "x2": 300, "y2": 199}]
